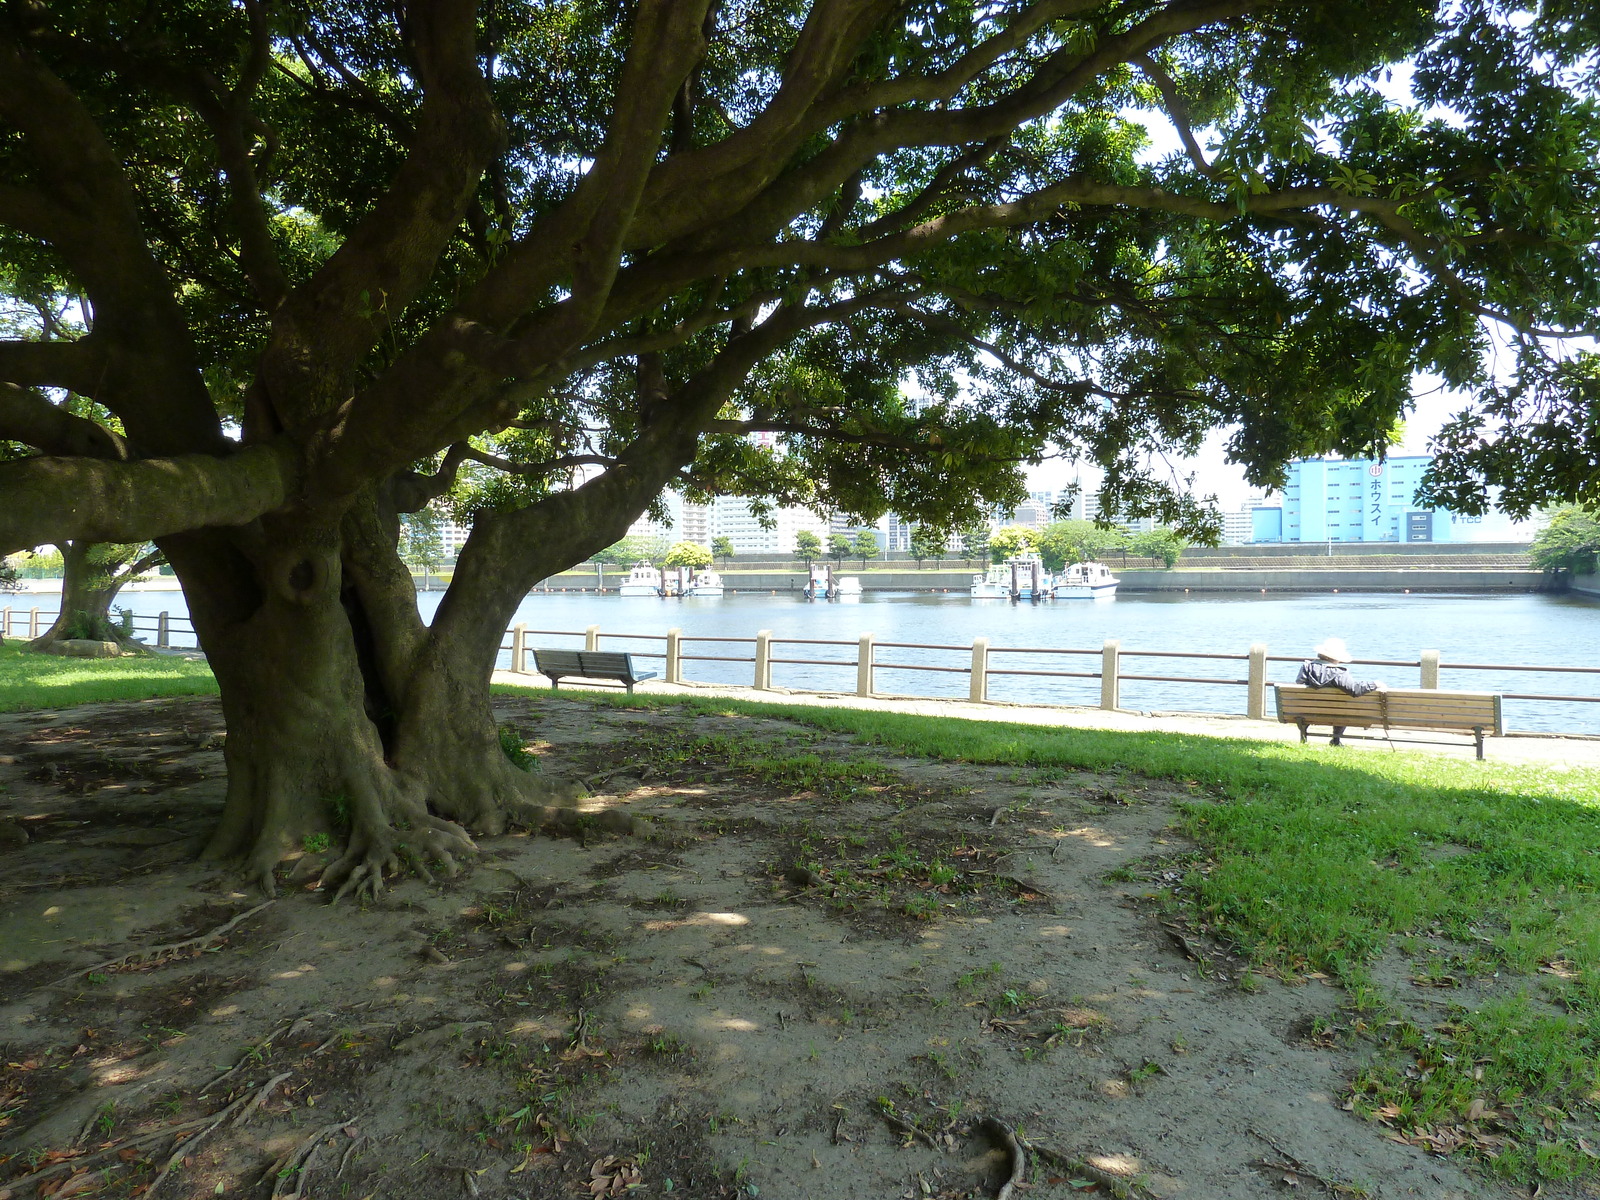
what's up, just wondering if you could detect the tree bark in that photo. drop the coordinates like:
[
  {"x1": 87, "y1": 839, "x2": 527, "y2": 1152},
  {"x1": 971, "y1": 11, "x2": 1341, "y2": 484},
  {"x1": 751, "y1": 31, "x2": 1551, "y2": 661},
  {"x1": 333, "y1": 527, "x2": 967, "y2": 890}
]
[{"x1": 164, "y1": 501, "x2": 599, "y2": 899}]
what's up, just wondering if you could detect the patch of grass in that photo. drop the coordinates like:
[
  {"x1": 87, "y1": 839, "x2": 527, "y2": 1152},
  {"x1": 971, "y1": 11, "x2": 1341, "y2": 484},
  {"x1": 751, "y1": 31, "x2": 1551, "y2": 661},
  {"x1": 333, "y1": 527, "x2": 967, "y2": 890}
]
[
  {"x1": 0, "y1": 641, "x2": 217, "y2": 711},
  {"x1": 1350, "y1": 993, "x2": 1600, "y2": 1181}
]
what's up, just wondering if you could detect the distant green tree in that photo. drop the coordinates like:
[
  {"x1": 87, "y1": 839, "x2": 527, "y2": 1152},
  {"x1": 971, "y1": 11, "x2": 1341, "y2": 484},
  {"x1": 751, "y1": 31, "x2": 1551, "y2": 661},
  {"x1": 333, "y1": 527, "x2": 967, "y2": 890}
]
[
  {"x1": 853, "y1": 530, "x2": 879, "y2": 569},
  {"x1": 1038, "y1": 521, "x2": 1127, "y2": 570},
  {"x1": 596, "y1": 535, "x2": 670, "y2": 567},
  {"x1": 400, "y1": 511, "x2": 446, "y2": 588},
  {"x1": 960, "y1": 525, "x2": 990, "y2": 566},
  {"x1": 0, "y1": 555, "x2": 18, "y2": 594},
  {"x1": 664, "y1": 541, "x2": 713, "y2": 570},
  {"x1": 712, "y1": 536, "x2": 736, "y2": 567},
  {"x1": 1127, "y1": 528, "x2": 1187, "y2": 568},
  {"x1": 793, "y1": 531, "x2": 821, "y2": 565},
  {"x1": 988, "y1": 525, "x2": 1038, "y2": 563},
  {"x1": 1531, "y1": 506, "x2": 1600, "y2": 573},
  {"x1": 908, "y1": 527, "x2": 946, "y2": 568},
  {"x1": 826, "y1": 534, "x2": 852, "y2": 565}
]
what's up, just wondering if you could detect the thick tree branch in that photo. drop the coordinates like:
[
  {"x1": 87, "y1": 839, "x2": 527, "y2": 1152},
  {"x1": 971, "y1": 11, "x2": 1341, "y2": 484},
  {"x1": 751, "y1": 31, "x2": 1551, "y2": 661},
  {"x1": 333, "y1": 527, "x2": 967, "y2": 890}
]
[
  {"x1": 0, "y1": 441, "x2": 298, "y2": 554},
  {"x1": 0, "y1": 383, "x2": 128, "y2": 459},
  {"x1": 460, "y1": 446, "x2": 617, "y2": 475},
  {"x1": 0, "y1": 36, "x2": 223, "y2": 455},
  {"x1": 0, "y1": 337, "x2": 106, "y2": 396},
  {"x1": 391, "y1": 443, "x2": 472, "y2": 514},
  {"x1": 319, "y1": 0, "x2": 713, "y2": 492},
  {"x1": 283, "y1": 0, "x2": 504, "y2": 373}
]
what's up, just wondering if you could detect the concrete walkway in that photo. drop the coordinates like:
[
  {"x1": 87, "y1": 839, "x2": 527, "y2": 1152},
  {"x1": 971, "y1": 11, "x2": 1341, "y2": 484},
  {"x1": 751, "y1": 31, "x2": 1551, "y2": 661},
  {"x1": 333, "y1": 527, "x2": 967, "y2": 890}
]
[{"x1": 491, "y1": 670, "x2": 1600, "y2": 769}]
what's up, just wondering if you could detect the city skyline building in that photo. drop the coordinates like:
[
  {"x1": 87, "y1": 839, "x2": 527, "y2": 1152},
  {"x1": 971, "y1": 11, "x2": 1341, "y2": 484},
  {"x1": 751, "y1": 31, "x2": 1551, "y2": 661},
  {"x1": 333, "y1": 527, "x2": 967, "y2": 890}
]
[{"x1": 1247, "y1": 456, "x2": 1528, "y2": 543}]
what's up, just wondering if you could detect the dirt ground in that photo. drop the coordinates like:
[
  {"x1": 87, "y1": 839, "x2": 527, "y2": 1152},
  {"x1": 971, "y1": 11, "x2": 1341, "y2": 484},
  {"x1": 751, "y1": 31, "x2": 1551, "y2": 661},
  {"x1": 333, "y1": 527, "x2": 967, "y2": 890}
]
[{"x1": 0, "y1": 693, "x2": 1533, "y2": 1199}]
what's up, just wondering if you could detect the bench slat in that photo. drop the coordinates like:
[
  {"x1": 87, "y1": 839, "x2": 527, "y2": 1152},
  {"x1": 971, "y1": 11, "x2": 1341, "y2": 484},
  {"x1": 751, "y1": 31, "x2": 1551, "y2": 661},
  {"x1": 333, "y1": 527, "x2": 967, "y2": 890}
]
[{"x1": 1274, "y1": 686, "x2": 1503, "y2": 758}]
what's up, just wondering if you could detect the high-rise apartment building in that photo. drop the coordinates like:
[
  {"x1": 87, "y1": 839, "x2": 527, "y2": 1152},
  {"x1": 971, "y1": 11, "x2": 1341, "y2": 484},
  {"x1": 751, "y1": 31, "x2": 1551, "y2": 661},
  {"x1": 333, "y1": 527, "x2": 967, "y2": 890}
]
[{"x1": 710, "y1": 496, "x2": 832, "y2": 555}]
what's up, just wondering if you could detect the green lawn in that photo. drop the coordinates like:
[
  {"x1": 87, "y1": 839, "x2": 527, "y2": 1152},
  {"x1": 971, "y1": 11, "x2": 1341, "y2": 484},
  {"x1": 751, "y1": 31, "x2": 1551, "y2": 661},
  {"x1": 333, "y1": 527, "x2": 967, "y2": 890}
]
[{"x1": 0, "y1": 640, "x2": 218, "y2": 711}]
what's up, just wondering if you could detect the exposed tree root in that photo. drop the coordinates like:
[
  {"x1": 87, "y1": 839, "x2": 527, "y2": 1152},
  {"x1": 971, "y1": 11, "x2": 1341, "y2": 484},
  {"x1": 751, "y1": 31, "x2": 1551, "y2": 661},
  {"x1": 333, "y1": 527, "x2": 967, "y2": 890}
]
[
  {"x1": 144, "y1": 1070, "x2": 291, "y2": 1198},
  {"x1": 45, "y1": 902, "x2": 275, "y2": 989},
  {"x1": 1014, "y1": 1134, "x2": 1156, "y2": 1200},
  {"x1": 7, "y1": 1072, "x2": 292, "y2": 1200},
  {"x1": 980, "y1": 1118, "x2": 1027, "y2": 1200},
  {"x1": 875, "y1": 1103, "x2": 943, "y2": 1152},
  {"x1": 263, "y1": 1119, "x2": 358, "y2": 1200},
  {"x1": 1, "y1": 1113, "x2": 220, "y2": 1195}
]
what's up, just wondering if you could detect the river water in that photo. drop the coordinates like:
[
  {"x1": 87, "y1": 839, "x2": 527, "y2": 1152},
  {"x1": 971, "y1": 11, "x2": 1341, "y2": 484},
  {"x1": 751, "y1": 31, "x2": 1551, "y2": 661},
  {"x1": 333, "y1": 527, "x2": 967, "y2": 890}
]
[{"x1": 26, "y1": 585, "x2": 1594, "y2": 735}]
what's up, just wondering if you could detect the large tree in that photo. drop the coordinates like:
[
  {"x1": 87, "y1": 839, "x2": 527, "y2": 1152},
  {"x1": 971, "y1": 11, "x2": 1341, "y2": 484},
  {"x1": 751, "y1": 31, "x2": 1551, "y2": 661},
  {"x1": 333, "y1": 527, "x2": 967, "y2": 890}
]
[{"x1": 1, "y1": 0, "x2": 1597, "y2": 896}]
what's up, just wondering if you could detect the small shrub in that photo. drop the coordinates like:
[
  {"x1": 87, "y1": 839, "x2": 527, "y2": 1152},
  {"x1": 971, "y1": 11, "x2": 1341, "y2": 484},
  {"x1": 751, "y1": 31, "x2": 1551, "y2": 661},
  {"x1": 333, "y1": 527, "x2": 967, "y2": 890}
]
[{"x1": 500, "y1": 725, "x2": 538, "y2": 771}]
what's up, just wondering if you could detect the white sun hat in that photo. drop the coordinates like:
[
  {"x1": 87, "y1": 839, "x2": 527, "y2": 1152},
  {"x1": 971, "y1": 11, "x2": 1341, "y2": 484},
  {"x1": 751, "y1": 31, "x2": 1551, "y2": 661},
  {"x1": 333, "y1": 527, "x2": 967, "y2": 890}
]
[{"x1": 1314, "y1": 637, "x2": 1352, "y2": 663}]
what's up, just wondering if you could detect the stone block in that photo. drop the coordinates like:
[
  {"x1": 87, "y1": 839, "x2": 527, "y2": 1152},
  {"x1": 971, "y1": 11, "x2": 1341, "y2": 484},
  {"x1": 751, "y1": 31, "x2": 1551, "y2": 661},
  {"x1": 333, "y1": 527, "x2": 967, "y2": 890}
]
[{"x1": 44, "y1": 639, "x2": 123, "y2": 658}]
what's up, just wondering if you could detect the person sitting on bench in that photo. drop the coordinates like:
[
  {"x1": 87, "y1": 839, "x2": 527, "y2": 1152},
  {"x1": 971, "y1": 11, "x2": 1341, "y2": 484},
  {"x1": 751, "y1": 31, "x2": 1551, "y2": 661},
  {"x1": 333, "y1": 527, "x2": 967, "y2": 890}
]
[{"x1": 1296, "y1": 637, "x2": 1387, "y2": 747}]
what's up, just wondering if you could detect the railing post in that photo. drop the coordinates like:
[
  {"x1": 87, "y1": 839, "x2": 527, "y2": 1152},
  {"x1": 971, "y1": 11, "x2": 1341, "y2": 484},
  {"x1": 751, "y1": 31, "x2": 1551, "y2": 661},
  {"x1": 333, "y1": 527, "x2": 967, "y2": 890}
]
[
  {"x1": 1247, "y1": 642, "x2": 1267, "y2": 720},
  {"x1": 1420, "y1": 649, "x2": 1440, "y2": 690},
  {"x1": 512, "y1": 623, "x2": 527, "y2": 673},
  {"x1": 970, "y1": 637, "x2": 989, "y2": 702},
  {"x1": 754, "y1": 629, "x2": 772, "y2": 690},
  {"x1": 585, "y1": 624, "x2": 600, "y2": 651},
  {"x1": 29, "y1": 607, "x2": 39, "y2": 638},
  {"x1": 857, "y1": 633, "x2": 874, "y2": 697},
  {"x1": 1, "y1": 608, "x2": 9, "y2": 637},
  {"x1": 666, "y1": 628, "x2": 682, "y2": 684},
  {"x1": 157, "y1": 611, "x2": 170, "y2": 649},
  {"x1": 1100, "y1": 639, "x2": 1121, "y2": 710}
]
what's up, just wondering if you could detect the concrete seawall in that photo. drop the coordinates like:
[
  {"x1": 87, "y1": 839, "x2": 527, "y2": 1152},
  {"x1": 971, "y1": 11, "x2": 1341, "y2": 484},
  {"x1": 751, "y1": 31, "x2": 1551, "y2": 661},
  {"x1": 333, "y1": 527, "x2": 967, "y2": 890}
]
[{"x1": 540, "y1": 567, "x2": 1551, "y2": 593}]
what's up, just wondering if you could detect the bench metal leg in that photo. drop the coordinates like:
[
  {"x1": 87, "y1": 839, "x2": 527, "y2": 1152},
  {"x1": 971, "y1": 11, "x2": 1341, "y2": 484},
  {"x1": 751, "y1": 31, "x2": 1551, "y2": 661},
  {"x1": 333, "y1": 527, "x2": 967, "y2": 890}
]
[
  {"x1": 1295, "y1": 720, "x2": 1308, "y2": 744},
  {"x1": 1474, "y1": 726, "x2": 1484, "y2": 760}
]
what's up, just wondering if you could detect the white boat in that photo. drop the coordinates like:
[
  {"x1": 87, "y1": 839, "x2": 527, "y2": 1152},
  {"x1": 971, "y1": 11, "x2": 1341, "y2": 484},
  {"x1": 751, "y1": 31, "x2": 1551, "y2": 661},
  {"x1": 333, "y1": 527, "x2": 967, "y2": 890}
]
[
  {"x1": 1052, "y1": 560, "x2": 1119, "y2": 599},
  {"x1": 970, "y1": 563, "x2": 1011, "y2": 599},
  {"x1": 618, "y1": 562, "x2": 663, "y2": 597},
  {"x1": 1011, "y1": 555, "x2": 1052, "y2": 600},
  {"x1": 805, "y1": 565, "x2": 860, "y2": 600},
  {"x1": 686, "y1": 569, "x2": 724, "y2": 597}
]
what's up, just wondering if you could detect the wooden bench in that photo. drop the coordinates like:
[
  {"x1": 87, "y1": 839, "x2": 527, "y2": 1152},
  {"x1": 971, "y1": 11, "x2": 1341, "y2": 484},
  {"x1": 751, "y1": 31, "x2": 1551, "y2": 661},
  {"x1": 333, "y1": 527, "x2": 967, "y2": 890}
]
[
  {"x1": 1274, "y1": 685, "x2": 1503, "y2": 759},
  {"x1": 532, "y1": 648, "x2": 657, "y2": 693}
]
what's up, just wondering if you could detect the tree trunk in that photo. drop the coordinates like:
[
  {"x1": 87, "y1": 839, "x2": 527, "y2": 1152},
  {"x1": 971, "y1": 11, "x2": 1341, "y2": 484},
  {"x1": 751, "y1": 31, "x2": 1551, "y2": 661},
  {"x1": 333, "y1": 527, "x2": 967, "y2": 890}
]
[
  {"x1": 160, "y1": 503, "x2": 587, "y2": 899},
  {"x1": 28, "y1": 541, "x2": 149, "y2": 652}
]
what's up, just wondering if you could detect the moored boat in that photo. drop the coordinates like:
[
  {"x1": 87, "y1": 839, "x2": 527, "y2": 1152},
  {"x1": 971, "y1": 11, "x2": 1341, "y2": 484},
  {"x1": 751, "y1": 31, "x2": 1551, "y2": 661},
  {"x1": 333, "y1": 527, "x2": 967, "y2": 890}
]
[
  {"x1": 970, "y1": 562, "x2": 1010, "y2": 599},
  {"x1": 1052, "y1": 560, "x2": 1119, "y2": 599},
  {"x1": 1010, "y1": 554, "x2": 1052, "y2": 600},
  {"x1": 686, "y1": 569, "x2": 724, "y2": 597},
  {"x1": 618, "y1": 562, "x2": 664, "y2": 596}
]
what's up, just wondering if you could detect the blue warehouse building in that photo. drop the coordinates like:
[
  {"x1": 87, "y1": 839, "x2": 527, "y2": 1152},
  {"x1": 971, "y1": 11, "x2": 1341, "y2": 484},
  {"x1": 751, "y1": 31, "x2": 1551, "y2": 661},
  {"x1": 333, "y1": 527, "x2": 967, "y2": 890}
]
[{"x1": 1251, "y1": 456, "x2": 1458, "y2": 544}]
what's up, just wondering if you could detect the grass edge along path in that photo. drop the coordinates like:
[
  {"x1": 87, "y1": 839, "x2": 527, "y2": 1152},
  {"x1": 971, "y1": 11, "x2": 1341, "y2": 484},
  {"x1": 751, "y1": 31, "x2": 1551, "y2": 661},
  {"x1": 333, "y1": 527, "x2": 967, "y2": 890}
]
[
  {"x1": 0, "y1": 641, "x2": 217, "y2": 712},
  {"x1": 498, "y1": 685, "x2": 1600, "y2": 1188}
]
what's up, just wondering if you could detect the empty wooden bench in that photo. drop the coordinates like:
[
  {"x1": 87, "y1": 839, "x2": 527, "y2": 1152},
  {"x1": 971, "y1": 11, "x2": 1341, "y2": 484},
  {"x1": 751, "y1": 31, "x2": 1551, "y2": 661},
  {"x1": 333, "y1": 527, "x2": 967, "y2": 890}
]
[
  {"x1": 532, "y1": 648, "x2": 657, "y2": 693},
  {"x1": 1274, "y1": 685, "x2": 1504, "y2": 759}
]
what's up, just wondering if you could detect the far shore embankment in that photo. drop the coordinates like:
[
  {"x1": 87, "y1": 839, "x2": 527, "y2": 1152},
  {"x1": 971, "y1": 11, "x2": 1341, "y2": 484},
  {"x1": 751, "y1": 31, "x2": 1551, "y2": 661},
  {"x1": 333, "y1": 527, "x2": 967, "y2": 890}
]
[{"x1": 536, "y1": 565, "x2": 1552, "y2": 593}]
